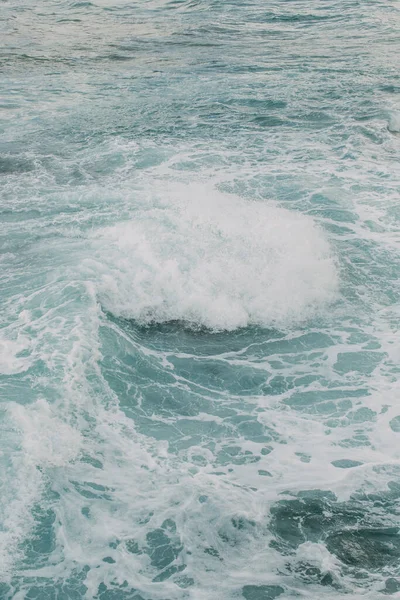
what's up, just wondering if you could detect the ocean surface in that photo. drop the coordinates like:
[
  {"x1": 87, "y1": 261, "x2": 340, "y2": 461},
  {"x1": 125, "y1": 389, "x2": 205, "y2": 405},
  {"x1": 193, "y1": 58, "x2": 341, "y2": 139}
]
[{"x1": 1, "y1": 1, "x2": 400, "y2": 598}]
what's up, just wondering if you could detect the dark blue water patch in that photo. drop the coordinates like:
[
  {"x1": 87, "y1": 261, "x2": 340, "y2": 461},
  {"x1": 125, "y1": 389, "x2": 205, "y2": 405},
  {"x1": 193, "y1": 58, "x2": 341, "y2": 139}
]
[
  {"x1": 100, "y1": 317, "x2": 354, "y2": 430},
  {"x1": 56, "y1": 18, "x2": 82, "y2": 23},
  {"x1": 97, "y1": 584, "x2": 145, "y2": 600},
  {"x1": 284, "y1": 388, "x2": 368, "y2": 410},
  {"x1": 103, "y1": 53, "x2": 136, "y2": 62},
  {"x1": 247, "y1": 11, "x2": 342, "y2": 25},
  {"x1": 288, "y1": 110, "x2": 337, "y2": 129},
  {"x1": 327, "y1": 528, "x2": 400, "y2": 570},
  {"x1": 97, "y1": 35, "x2": 226, "y2": 66},
  {"x1": 100, "y1": 316, "x2": 289, "y2": 458},
  {"x1": 217, "y1": 445, "x2": 262, "y2": 467},
  {"x1": 389, "y1": 417, "x2": 400, "y2": 432},
  {"x1": 287, "y1": 561, "x2": 337, "y2": 588},
  {"x1": 0, "y1": 208, "x2": 42, "y2": 222},
  {"x1": 242, "y1": 585, "x2": 284, "y2": 600},
  {"x1": 383, "y1": 578, "x2": 400, "y2": 594},
  {"x1": 0, "y1": 53, "x2": 73, "y2": 68},
  {"x1": 2, "y1": 565, "x2": 147, "y2": 600},
  {"x1": 71, "y1": 480, "x2": 114, "y2": 502},
  {"x1": 167, "y1": 355, "x2": 271, "y2": 395},
  {"x1": 225, "y1": 98, "x2": 287, "y2": 111},
  {"x1": 71, "y1": 2, "x2": 95, "y2": 8},
  {"x1": 103, "y1": 314, "x2": 283, "y2": 355},
  {"x1": 353, "y1": 481, "x2": 400, "y2": 518},
  {"x1": 269, "y1": 488, "x2": 400, "y2": 576},
  {"x1": 21, "y1": 503, "x2": 57, "y2": 568},
  {"x1": 379, "y1": 84, "x2": 400, "y2": 94},
  {"x1": 101, "y1": 319, "x2": 326, "y2": 397},
  {"x1": 331, "y1": 459, "x2": 363, "y2": 468},
  {"x1": 252, "y1": 115, "x2": 288, "y2": 128},
  {"x1": 147, "y1": 521, "x2": 184, "y2": 575},
  {"x1": 333, "y1": 351, "x2": 385, "y2": 376},
  {"x1": 306, "y1": 207, "x2": 357, "y2": 223},
  {"x1": 6, "y1": 573, "x2": 90, "y2": 600},
  {"x1": 0, "y1": 155, "x2": 35, "y2": 175},
  {"x1": 157, "y1": 31, "x2": 225, "y2": 48},
  {"x1": 337, "y1": 432, "x2": 371, "y2": 449}
]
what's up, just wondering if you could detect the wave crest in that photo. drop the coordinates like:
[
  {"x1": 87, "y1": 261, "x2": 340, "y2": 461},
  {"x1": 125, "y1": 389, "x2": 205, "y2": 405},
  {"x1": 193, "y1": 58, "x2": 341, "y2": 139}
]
[{"x1": 89, "y1": 185, "x2": 338, "y2": 331}]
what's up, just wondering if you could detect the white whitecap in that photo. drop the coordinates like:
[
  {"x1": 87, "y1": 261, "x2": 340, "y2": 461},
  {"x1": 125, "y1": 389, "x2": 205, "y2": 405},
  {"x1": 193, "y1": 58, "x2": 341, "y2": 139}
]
[{"x1": 87, "y1": 184, "x2": 338, "y2": 331}]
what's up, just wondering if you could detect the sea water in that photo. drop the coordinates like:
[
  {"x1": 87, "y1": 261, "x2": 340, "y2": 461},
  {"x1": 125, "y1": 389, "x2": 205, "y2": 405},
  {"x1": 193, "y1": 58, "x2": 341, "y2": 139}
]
[{"x1": 1, "y1": 1, "x2": 400, "y2": 598}]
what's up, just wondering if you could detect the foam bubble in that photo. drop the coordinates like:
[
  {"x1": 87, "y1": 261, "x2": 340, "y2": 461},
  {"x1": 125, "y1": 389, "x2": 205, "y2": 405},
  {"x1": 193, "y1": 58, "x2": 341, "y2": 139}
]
[{"x1": 88, "y1": 184, "x2": 338, "y2": 331}]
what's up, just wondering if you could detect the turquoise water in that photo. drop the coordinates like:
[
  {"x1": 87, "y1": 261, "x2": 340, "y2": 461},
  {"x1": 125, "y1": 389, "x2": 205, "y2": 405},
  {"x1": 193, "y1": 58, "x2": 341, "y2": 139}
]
[{"x1": 1, "y1": 0, "x2": 400, "y2": 598}]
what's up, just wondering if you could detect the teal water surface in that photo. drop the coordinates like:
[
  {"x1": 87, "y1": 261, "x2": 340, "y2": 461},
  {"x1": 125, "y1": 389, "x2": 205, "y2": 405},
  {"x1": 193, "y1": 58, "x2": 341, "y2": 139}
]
[{"x1": 1, "y1": 1, "x2": 400, "y2": 598}]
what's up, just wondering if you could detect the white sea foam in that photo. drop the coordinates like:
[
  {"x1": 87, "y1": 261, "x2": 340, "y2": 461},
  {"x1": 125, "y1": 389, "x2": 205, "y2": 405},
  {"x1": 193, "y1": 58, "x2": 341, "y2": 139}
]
[
  {"x1": 0, "y1": 400, "x2": 82, "y2": 581},
  {"x1": 0, "y1": 337, "x2": 32, "y2": 375},
  {"x1": 10, "y1": 399, "x2": 82, "y2": 468},
  {"x1": 87, "y1": 184, "x2": 338, "y2": 331}
]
